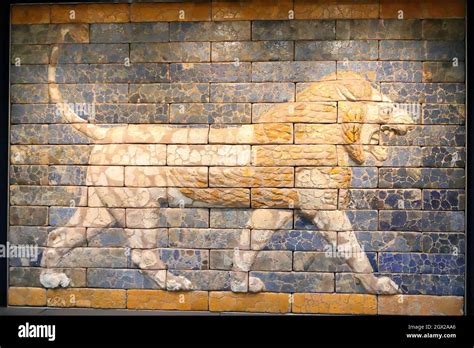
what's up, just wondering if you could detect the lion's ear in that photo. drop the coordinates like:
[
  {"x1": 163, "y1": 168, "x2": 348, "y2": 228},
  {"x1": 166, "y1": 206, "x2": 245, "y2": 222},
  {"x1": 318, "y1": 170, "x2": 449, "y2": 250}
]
[{"x1": 344, "y1": 144, "x2": 365, "y2": 165}]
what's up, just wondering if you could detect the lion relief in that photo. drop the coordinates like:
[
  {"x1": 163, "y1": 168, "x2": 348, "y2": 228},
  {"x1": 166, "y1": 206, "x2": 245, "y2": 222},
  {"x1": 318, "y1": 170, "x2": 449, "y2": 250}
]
[{"x1": 41, "y1": 65, "x2": 416, "y2": 295}]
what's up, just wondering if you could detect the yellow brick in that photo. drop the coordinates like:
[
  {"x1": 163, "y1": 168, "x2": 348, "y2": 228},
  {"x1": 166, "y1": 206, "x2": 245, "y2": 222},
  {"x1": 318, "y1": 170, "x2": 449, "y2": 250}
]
[
  {"x1": 295, "y1": 0, "x2": 379, "y2": 19},
  {"x1": 9, "y1": 287, "x2": 46, "y2": 306},
  {"x1": 47, "y1": 288, "x2": 126, "y2": 308},
  {"x1": 209, "y1": 167, "x2": 294, "y2": 187},
  {"x1": 11, "y1": 5, "x2": 50, "y2": 24},
  {"x1": 380, "y1": 0, "x2": 465, "y2": 19},
  {"x1": 378, "y1": 295, "x2": 464, "y2": 315},
  {"x1": 51, "y1": 4, "x2": 130, "y2": 23},
  {"x1": 212, "y1": 0, "x2": 293, "y2": 20},
  {"x1": 171, "y1": 188, "x2": 250, "y2": 208},
  {"x1": 127, "y1": 290, "x2": 209, "y2": 310},
  {"x1": 253, "y1": 102, "x2": 337, "y2": 124},
  {"x1": 209, "y1": 124, "x2": 293, "y2": 144},
  {"x1": 209, "y1": 292, "x2": 290, "y2": 313},
  {"x1": 252, "y1": 145, "x2": 337, "y2": 166},
  {"x1": 293, "y1": 293, "x2": 377, "y2": 314},
  {"x1": 131, "y1": 3, "x2": 211, "y2": 22}
]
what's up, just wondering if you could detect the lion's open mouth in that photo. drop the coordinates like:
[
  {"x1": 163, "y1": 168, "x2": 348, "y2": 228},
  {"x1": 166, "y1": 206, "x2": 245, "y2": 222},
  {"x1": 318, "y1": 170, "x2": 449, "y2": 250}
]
[{"x1": 368, "y1": 129, "x2": 380, "y2": 145}]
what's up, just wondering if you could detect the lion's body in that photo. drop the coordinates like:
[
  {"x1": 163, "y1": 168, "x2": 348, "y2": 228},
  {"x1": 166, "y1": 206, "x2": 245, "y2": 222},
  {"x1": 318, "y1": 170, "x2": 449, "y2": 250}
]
[{"x1": 41, "y1": 70, "x2": 415, "y2": 294}]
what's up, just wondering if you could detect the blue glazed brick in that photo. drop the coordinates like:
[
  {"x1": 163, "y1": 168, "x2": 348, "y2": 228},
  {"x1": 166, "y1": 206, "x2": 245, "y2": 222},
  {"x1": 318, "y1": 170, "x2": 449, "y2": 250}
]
[
  {"x1": 48, "y1": 166, "x2": 87, "y2": 185},
  {"x1": 253, "y1": 20, "x2": 335, "y2": 40},
  {"x1": 294, "y1": 251, "x2": 378, "y2": 272},
  {"x1": 159, "y1": 248, "x2": 209, "y2": 270},
  {"x1": 422, "y1": 104, "x2": 465, "y2": 124},
  {"x1": 350, "y1": 167, "x2": 378, "y2": 188},
  {"x1": 340, "y1": 189, "x2": 422, "y2": 210},
  {"x1": 210, "y1": 83, "x2": 294, "y2": 103},
  {"x1": 52, "y1": 64, "x2": 170, "y2": 84},
  {"x1": 422, "y1": 19, "x2": 465, "y2": 41},
  {"x1": 252, "y1": 61, "x2": 336, "y2": 82},
  {"x1": 12, "y1": 24, "x2": 89, "y2": 44},
  {"x1": 95, "y1": 104, "x2": 168, "y2": 124},
  {"x1": 48, "y1": 207, "x2": 80, "y2": 226},
  {"x1": 255, "y1": 230, "x2": 335, "y2": 251},
  {"x1": 336, "y1": 273, "x2": 464, "y2": 296},
  {"x1": 10, "y1": 165, "x2": 48, "y2": 185},
  {"x1": 388, "y1": 273, "x2": 464, "y2": 296},
  {"x1": 131, "y1": 42, "x2": 210, "y2": 63},
  {"x1": 49, "y1": 207, "x2": 125, "y2": 228},
  {"x1": 9, "y1": 247, "x2": 43, "y2": 267},
  {"x1": 380, "y1": 83, "x2": 465, "y2": 104},
  {"x1": 379, "y1": 168, "x2": 465, "y2": 189},
  {"x1": 378, "y1": 253, "x2": 465, "y2": 274},
  {"x1": 294, "y1": 210, "x2": 378, "y2": 230},
  {"x1": 91, "y1": 23, "x2": 169, "y2": 43},
  {"x1": 11, "y1": 125, "x2": 48, "y2": 145},
  {"x1": 170, "y1": 63, "x2": 251, "y2": 83},
  {"x1": 337, "y1": 19, "x2": 422, "y2": 40},
  {"x1": 354, "y1": 231, "x2": 422, "y2": 252},
  {"x1": 52, "y1": 44, "x2": 129, "y2": 64},
  {"x1": 296, "y1": 40, "x2": 377, "y2": 60},
  {"x1": 87, "y1": 269, "x2": 163, "y2": 289},
  {"x1": 337, "y1": 61, "x2": 422, "y2": 82},
  {"x1": 421, "y1": 233, "x2": 465, "y2": 254},
  {"x1": 422, "y1": 147, "x2": 465, "y2": 168},
  {"x1": 53, "y1": 84, "x2": 129, "y2": 103},
  {"x1": 249, "y1": 271, "x2": 334, "y2": 293},
  {"x1": 379, "y1": 211, "x2": 464, "y2": 231},
  {"x1": 10, "y1": 65, "x2": 48, "y2": 84},
  {"x1": 11, "y1": 84, "x2": 48, "y2": 104},
  {"x1": 11, "y1": 45, "x2": 50, "y2": 65},
  {"x1": 380, "y1": 125, "x2": 465, "y2": 146},
  {"x1": 379, "y1": 40, "x2": 424, "y2": 60},
  {"x1": 422, "y1": 190, "x2": 465, "y2": 210},
  {"x1": 171, "y1": 21, "x2": 250, "y2": 41},
  {"x1": 167, "y1": 270, "x2": 233, "y2": 291},
  {"x1": 420, "y1": 168, "x2": 465, "y2": 189},
  {"x1": 11, "y1": 104, "x2": 61, "y2": 124},
  {"x1": 425, "y1": 41, "x2": 465, "y2": 61},
  {"x1": 48, "y1": 125, "x2": 91, "y2": 144}
]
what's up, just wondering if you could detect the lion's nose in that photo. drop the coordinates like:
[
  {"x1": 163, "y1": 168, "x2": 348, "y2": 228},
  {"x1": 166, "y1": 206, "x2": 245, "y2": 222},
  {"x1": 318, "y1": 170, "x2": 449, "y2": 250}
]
[{"x1": 381, "y1": 124, "x2": 414, "y2": 136}]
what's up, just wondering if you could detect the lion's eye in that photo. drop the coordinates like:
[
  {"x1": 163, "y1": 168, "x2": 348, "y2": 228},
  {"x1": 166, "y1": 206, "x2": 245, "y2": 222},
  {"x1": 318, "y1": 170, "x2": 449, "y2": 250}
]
[{"x1": 380, "y1": 106, "x2": 392, "y2": 116}]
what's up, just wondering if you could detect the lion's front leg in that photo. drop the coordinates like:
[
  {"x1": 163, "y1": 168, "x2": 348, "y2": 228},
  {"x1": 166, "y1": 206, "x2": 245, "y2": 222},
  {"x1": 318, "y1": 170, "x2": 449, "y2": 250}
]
[
  {"x1": 231, "y1": 209, "x2": 292, "y2": 292},
  {"x1": 301, "y1": 209, "x2": 400, "y2": 295}
]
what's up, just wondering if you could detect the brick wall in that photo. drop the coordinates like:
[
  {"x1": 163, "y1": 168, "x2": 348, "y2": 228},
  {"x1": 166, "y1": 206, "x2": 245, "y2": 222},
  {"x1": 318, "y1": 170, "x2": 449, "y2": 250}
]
[{"x1": 9, "y1": 0, "x2": 465, "y2": 315}]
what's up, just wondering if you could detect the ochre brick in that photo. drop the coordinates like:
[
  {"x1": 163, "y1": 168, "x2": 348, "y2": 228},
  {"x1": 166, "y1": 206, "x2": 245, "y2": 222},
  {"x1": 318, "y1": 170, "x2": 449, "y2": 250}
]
[
  {"x1": 252, "y1": 145, "x2": 337, "y2": 166},
  {"x1": 11, "y1": 5, "x2": 50, "y2": 24},
  {"x1": 209, "y1": 292, "x2": 290, "y2": 313},
  {"x1": 51, "y1": 4, "x2": 130, "y2": 23},
  {"x1": 209, "y1": 167, "x2": 294, "y2": 187},
  {"x1": 9, "y1": 287, "x2": 46, "y2": 306},
  {"x1": 47, "y1": 288, "x2": 126, "y2": 308},
  {"x1": 380, "y1": 0, "x2": 465, "y2": 19},
  {"x1": 212, "y1": 0, "x2": 293, "y2": 20},
  {"x1": 209, "y1": 124, "x2": 293, "y2": 144},
  {"x1": 295, "y1": 0, "x2": 379, "y2": 19},
  {"x1": 127, "y1": 290, "x2": 209, "y2": 310},
  {"x1": 131, "y1": 3, "x2": 211, "y2": 22},
  {"x1": 378, "y1": 295, "x2": 464, "y2": 315},
  {"x1": 293, "y1": 293, "x2": 377, "y2": 314}
]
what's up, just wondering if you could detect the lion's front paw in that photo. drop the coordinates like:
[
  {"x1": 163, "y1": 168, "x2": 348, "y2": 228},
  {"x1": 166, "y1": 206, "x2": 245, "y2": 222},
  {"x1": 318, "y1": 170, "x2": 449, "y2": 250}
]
[
  {"x1": 355, "y1": 274, "x2": 401, "y2": 295},
  {"x1": 375, "y1": 276, "x2": 401, "y2": 295}
]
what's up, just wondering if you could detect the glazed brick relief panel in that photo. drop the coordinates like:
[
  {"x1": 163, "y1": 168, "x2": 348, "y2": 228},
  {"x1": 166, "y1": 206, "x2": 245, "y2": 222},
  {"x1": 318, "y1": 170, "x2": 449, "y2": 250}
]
[{"x1": 8, "y1": 0, "x2": 465, "y2": 315}]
